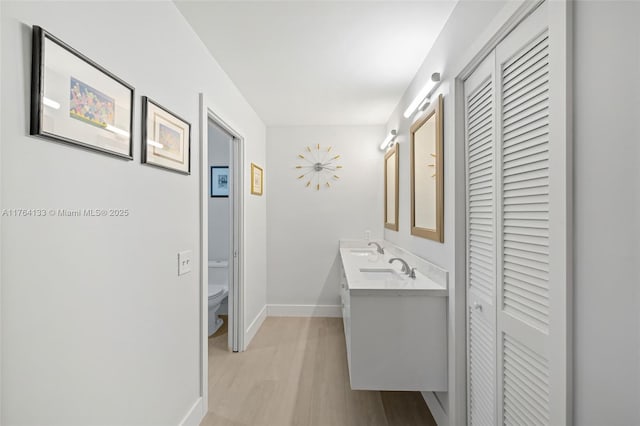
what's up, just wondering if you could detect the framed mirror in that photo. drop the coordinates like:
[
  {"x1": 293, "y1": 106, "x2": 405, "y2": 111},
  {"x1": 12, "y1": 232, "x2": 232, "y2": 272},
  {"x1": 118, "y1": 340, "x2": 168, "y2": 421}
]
[
  {"x1": 384, "y1": 144, "x2": 399, "y2": 231},
  {"x1": 410, "y1": 94, "x2": 444, "y2": 242}
]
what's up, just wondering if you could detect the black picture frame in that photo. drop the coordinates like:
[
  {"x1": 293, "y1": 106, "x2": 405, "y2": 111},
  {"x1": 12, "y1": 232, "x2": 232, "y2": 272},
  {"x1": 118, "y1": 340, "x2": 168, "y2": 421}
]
[
  {"x1": 30, "y1": 25, "x2": 135, "y2": 159},
  {"x1": 141, "y1": 96, "x2": 191, "y2": 175},
  {"x1": 210, "y1": 166, "x2": 229, "y2": 197}
]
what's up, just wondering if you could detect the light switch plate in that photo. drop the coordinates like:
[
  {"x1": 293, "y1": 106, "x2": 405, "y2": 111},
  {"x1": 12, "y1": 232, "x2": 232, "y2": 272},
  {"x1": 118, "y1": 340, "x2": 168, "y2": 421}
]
[{"x1": 178, "y1": 250, "x2": 192, "y2": 276}]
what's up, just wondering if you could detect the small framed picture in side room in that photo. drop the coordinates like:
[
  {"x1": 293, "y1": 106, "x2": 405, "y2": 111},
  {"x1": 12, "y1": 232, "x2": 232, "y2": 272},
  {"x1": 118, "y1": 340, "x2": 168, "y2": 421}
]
[
  {"x1": 251, "y1": 163, "x2": 263, "y2": 196},
  {"x1": 30, "y1": 25, "x2": 134, "y2": 159},
  {"x1": 210, "y1": 166, "x2": 229, "y2": 197},
  {"x1": 141, "y1": 97, "x2": 191, "y2": 175}
]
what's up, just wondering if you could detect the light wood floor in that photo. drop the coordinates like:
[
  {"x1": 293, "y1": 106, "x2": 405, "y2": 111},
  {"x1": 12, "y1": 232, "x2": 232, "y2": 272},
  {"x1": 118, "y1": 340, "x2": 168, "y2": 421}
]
[{"x1": 202, "y1": 317, "x2": 437, "y2": 426}]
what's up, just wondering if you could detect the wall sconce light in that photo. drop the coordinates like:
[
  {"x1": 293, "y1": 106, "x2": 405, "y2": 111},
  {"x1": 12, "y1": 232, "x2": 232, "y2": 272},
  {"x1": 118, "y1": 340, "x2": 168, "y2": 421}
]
[
  {"x1": 403, "y1": 72, "x2": 441, "y2": 118},
  {"x1": 379, "y1": 129, "x2": 397, "y2": 151},
  {"x1": 417, "y1": 97, "x2": 431, "y2": 113}
]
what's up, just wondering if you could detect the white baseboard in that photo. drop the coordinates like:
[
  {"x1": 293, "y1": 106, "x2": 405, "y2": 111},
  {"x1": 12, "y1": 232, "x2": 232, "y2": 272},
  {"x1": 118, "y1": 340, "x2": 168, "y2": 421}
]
[
  {"x1": 422, "y1": 391, "x2": 448, "y2": 426},
  {"x1": 245, "y1": 304, "x2": 267, "y2": 349},
  {"x1": 267, "y1": 304, "x2": 342, "y2": 317},
  {"x1": 178, "y1": 397, "x2": 204, "y2": 426}
]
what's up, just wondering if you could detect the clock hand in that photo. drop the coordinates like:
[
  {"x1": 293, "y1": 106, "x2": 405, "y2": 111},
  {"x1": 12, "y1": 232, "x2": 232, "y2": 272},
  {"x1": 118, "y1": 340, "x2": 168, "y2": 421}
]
[
  {"x1": 296, "y1": 169, "x2": 315, "y2": 179},
  {"x1": 319, "y1": 150, "x2": 329, "y2": 165},
  {"x1": 319, "y1": 147, "x2": 336, "y2": 165}
]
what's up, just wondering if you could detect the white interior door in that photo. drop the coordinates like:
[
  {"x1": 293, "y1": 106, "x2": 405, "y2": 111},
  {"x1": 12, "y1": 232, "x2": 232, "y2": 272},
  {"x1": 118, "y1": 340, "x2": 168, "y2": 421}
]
[
  {"x1": 496, "y1": 2, "x2": 569, "y2": 425},
  {"x1": 465, "y1": 52, "x2": 497, "y2": 426},
  {"x1": 465, "y1": 2, "x2": 571, "y2": 424},
  {"x1": 230, "y1": 137, "x2": 242, "y2": 352}
]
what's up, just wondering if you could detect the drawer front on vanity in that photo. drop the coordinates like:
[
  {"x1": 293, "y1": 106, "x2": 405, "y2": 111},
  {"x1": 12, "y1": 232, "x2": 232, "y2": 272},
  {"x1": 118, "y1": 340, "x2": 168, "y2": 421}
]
[{"x1": 349, "y1": 293, "x2": 447, "y2": 391}]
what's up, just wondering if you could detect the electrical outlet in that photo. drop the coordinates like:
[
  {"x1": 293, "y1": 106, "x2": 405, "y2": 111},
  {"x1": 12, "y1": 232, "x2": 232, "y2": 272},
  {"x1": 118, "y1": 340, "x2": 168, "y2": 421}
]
[
  {"x1": 365, "y1": 230, "x2": 371, "y2": 241},
  {"x1": 178, "y1": 250, "x2": 192, "y2": 276}
]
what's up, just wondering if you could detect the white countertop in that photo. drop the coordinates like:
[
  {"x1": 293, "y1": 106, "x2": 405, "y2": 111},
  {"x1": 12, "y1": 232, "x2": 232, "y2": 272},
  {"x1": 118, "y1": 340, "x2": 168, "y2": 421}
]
[{"x1": 339, "y1": 247, "x2": 447, "y2": 296}]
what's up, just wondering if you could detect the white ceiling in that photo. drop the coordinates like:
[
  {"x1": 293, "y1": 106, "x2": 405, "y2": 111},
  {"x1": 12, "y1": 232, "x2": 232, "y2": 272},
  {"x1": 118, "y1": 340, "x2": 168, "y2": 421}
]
[{"x1": 175, "y1": 1, "x2": 457, "y2": 126}]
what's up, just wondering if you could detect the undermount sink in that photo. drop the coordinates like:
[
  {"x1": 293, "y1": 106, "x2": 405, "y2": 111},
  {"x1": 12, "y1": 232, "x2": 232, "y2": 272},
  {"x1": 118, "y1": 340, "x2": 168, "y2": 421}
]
[
  {"x1": 359, "y1": 268, "x2": 403, "y2": 280},
  {"x1": 350, "y1": 249, "x2": 376, "y2": 256}
]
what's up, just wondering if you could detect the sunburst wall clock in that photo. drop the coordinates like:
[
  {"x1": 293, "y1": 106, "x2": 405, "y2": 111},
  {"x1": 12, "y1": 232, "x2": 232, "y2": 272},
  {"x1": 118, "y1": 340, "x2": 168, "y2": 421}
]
[{"x1": 296, "y1": 144, "x2": 343, "y2": 190}]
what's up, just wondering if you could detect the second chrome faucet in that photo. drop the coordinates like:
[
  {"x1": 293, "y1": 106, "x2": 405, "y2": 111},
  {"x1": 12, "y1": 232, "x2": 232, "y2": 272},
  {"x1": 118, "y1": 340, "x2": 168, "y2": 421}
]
[
  {"x1": 389, "y1": 258, "x2": 417, "y2": 279},
  {"x1": 368, "y1": 241, "x2": 384, "y2": 255}
]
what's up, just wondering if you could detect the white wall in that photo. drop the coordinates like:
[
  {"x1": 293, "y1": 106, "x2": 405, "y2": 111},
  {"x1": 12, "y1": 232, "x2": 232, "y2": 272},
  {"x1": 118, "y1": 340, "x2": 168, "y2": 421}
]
[
  {"x1": 207, "y1": 121, "x2": 231, "y2": 263},
  {"x1": 266, "y1": 126, "x2": 383, "y2": 311},
  {"x1": 573, "y1": 1, "x2": 640, "y2": 424},
  {"x1": 382, "y1": 1, "x2": 512, "y2": 423},
  {"x1": 0, "y1": 1, "x2": 267, "y2": 425}
]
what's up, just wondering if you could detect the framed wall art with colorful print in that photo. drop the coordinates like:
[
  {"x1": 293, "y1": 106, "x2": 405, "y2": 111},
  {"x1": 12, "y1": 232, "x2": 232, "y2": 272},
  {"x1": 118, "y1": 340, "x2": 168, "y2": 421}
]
[
  {"x1": 30, "y1": 25, "x2": 134, "y2": 159},
  {"x1": 141, "y1": 97, "x2": 191, "y2": 175}
]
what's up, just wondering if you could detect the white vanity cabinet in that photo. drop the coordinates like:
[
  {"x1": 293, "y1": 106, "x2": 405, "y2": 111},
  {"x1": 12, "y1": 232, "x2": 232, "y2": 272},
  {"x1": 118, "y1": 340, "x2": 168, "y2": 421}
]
[
  {"x1": 338, "y1": 244, "x2": 448, "y2": 391},
  {"x1": 339, "y1": 268, "x2": 352, "y2": 371}
]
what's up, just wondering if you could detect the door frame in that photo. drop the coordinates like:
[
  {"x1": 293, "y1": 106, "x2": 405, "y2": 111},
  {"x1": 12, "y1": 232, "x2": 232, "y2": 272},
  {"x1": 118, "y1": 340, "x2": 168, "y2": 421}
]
[
  {"x1": 198, "y1": 93, "x2": 246, "y2": 415},
  {"x1": 454, "y1": 0, "x2": 573, "y2": 424}
]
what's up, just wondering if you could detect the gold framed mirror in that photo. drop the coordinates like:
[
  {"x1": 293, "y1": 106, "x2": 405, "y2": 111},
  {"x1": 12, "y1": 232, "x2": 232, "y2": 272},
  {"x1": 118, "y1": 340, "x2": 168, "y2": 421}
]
[
  {"x1": 410, "y1": 94, "x2": 444, "y2": 242},
  {"x1": 384, "y1": 144, "x2": 399, "y2": 231}
]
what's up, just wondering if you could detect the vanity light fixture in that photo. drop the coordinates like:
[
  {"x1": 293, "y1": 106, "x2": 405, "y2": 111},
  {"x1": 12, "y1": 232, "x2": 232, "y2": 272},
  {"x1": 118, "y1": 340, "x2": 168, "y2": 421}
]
[
  {"x1": 42, "y1": 97, "x2": 60, "y2": 110},
  {"x1": 403, "y1": 72, "x2": 441, "y2": 118},
  {"x1": 379, "y1": 129, "x2": 398, "y2": 151},
  {"x1": 417, "y1": 97, "x2": 431, "y2": 113},
  {"x1": 105, "y1": 125, "x2": 130, "y2": 138},
  {"x1": 146, "y1": 139, "x2": 164, "y2": 149}
]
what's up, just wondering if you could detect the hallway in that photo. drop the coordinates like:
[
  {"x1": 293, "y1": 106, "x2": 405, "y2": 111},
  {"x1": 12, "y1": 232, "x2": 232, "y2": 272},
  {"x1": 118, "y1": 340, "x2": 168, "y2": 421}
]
[{"x1": 203, "y1": 317, "x2": 437, "y2": 426}]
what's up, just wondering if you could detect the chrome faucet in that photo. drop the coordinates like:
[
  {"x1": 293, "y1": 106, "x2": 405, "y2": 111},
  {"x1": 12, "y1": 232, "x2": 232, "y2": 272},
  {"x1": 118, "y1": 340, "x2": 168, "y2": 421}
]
[
  {"x1": 389, "y1": 258, "x2": 417, "y2": 279},
  {"x1": 368, "y1": 241, "x2": 384, "y2": 254}
]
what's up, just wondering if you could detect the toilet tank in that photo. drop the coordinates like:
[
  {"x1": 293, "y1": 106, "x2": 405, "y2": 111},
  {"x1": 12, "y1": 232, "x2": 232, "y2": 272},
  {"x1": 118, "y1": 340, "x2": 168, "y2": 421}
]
[{"x1": 208, "y1": 260, "x2": 229, "y2": 286}]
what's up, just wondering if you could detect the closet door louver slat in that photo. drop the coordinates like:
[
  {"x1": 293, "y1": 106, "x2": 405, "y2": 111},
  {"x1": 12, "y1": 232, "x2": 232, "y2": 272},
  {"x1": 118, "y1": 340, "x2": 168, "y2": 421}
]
[
  {"x1": 469, "y1": 307, "x2": 496, "y2": 426},
  {"x1": 500, "y1": 29, "x2": 551, "y2": 336},
  {"x1": 468, "y1": 76, "x2": 495, "y2": 302}
]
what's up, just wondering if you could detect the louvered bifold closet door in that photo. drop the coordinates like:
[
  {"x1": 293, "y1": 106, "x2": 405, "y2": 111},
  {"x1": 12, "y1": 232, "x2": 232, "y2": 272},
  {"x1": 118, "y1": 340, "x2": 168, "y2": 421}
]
[
  {"x1": 465, "y1": 53, "x2": 497, "y2": 426},
  {"x1": 495, "y1": 2, "x2": 569, "y2": 425}
]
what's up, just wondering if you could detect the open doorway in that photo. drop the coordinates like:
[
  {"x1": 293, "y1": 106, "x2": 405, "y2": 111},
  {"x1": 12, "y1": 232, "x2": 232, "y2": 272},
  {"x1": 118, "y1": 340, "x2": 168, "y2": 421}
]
[
  {"x1": 206, "y1": 121, "x2": 233, "y2": 342},
  {"x1": 202, "y1": 113, "x2": 243, "y2": 353},
  {"x1": 198, "y1": 93, "x2": 245, "y2": 415}
]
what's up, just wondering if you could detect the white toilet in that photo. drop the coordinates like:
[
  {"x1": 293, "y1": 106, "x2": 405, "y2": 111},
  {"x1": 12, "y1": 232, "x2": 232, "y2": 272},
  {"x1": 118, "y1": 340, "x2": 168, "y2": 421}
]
[{"x1": 208, "y1": 260, "x2": 229, "y2": 336}]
